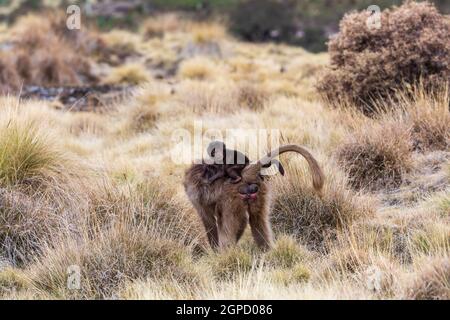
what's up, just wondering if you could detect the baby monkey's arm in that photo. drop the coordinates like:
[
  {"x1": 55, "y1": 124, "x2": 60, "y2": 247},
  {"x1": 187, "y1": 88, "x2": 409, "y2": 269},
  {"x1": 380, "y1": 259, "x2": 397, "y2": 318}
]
[
  {"x1": 206, "y1": 170, "x2": 226, "y2": 184},
  {"x1": 226, "y1": 165, "x2": 244, "y2": 183}
]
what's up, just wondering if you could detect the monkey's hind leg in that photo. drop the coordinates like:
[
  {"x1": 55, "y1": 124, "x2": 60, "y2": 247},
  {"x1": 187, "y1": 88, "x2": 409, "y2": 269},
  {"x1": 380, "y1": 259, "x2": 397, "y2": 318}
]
[
  {"x1": 195, "y1": 204, "x2": 219, "y2": 249},
  {"x1": 216, "y1": 203, "x2": 248, "y2": 249},
  {"x1": 248, "y1": 202, "x2": 273, "y2": 249}
]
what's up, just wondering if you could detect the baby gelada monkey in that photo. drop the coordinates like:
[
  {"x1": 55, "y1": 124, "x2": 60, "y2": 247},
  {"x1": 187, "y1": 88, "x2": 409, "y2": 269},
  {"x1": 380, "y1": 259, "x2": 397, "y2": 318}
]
[{"x1": 204, "y1": 141, "x2": 250, "y2": 184}]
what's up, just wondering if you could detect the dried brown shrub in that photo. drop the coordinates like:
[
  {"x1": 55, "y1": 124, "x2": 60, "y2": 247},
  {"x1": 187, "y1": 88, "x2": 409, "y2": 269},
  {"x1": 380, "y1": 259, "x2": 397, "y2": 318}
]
[
  {"x1": 336, "y1": 121, "x2": 413, "y2": 191},
  {"x1": 317, "y1": 2, "x2": 450, "y2": 114},
  {"x1": 3, "y1": 12, "x2": 98, "y2": 90},
  {"x1": 0, "y1": 53, "x2": 21, "y2": 94}
]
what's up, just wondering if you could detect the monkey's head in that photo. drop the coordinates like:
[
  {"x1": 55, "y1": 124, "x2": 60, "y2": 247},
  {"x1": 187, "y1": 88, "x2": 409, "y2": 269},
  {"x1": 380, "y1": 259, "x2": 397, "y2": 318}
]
[
  {"x1": 237, "y1": 159, "x2": 283, "y2": 202},
  {"x1": 207, "y1": 140, "x2": 250, "y2": 165}
]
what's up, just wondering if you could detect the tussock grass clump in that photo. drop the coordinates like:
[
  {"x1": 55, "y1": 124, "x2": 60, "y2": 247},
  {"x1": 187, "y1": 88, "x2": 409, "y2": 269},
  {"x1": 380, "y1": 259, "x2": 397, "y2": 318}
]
[
  {"x1": 0, "y1": 267, "x2": 29, "y2": 296},
  {"x1": 327, "y1": 250, "x2": 398, "y2": 297},
  {"x1": 8, "y1": 13, "x2": 96, "y2": 87},
  {"x1": 326, "y1": 246, "x2": 372, "y2": 276},
  {"x1": 402, "y1": 91, "x2": 450, "y2": 152},
  {"x1": 104, "y1": 64, "x2": 150, "y2": 85},
  {"x1": 353, "y1": 221, "x2": 413, "y2": 264},
  {"x1": 317, "y1": 2, "x2": 450, "y2": 114},
  {"x1": 0, "y1": 101, "x2": 85, "y2": 187},
  {"x1": 0, "y1": 188, "x2": 64, "y2": 266},
  {"x1": 181, "y1": 24, "x2": 224, "y2": 59},
  {"x1": 177, "y1": 80, "x2": 239, "y2": 113},
  {"x1": 336, "y1": 122, "x2": 413, "y2": 191},
  {"x1": 68, "y1": 113, "x2": 107, "y2": 137},
  {"x1": 208, "y1": 247, "x2": 253, "y2": 280},
  {"x1": 265, "y1": 235, "x2": 308, "y2": 268},
  {"x1": 271, "y1": 160, "x2": 371, "y2": 250},
  {"x1": 114, "y1": 82, "x2": 175, "y2": 135},
  {"x1": 131, "y1": 180, "x2": 204, "y2": 248},
  {"x1": 0, "y1": 102, "x2": 103, "y2": 266},
  {"x1": 322, "y1": 228, "x2": 401, "y2": 296},
  {"x1": 121, "y1": 104, "x2": 159, "y2": 134},
  {"x1": 410, "y1": 223, "x2": 450, "y2": 257},
  {"x1": 405, "y1": 259, "x2": 450, "y2": 300},
  {"x1": 237, "y1": 82, "x2": 270, "y2": 110},
  {"x1": 190, "y1": 23, "x2": 227, "y2": 44},
  {"x1": 0, "y1": 120, "x2": 66, "y2": 188},
  {"x1": 15, "y1": 46, "x2": 92, "y2": 87},
  {"x1": 29, "y1": 226, "x2": 199, "y2": 299},
  {"x1": 99, "y1": 30, "x2": 140, "y2": 63},
  {"x1": 0, "y1": 109, "x2": 85, "y2": 266},
  {"x1": 178, "y1": 57, "x2": 220, "y2": 81},
  {"x1": 270, "y1": 264, "x2": 311, "y2": 286},
  {"x1": 75, "y1": 177, "x2": 204, "y2": 250}
]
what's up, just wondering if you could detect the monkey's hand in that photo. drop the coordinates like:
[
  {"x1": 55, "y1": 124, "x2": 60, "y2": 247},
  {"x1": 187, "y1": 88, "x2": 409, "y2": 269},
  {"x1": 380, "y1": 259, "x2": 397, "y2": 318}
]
[{"x1": 230, "y1": 176, "x2": 242, "y2": 184}]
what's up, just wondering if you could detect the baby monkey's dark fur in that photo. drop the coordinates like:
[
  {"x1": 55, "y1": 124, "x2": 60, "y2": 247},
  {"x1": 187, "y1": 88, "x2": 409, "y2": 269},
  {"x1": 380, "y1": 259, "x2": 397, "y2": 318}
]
[{"x1": 204, "y1": 141, "x2": 250, "y2": 184}]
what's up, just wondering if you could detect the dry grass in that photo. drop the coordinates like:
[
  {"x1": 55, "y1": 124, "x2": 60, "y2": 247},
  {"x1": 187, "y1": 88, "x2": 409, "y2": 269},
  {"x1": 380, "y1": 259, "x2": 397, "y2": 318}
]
[
  {"x1": 189, "y1": 22, "x2": 227, "y2": 44},
  {"x1": 6, "y1": 13, "x2": 97, "y2": 87},
  {"x1": 0, "y1": 11, "x2": 448, "y2": 300},
  {"x1": 399, "y1": 88, "x2": 450, "y2": 152},
  {"x1": 336, "y1": 121, "x2": 413, "y2": 191},
  {"x1": 27, "y1": 226, "x2": 200, "y2": 299},
  {"x1": 271, "y1": 159, "x2": 372, "y2": 250},
  {"x1": 405, "y1": 258, "x2": 450, "y2": 300},
  {"x1": 178, "y1": 57, "x2": 223, "y2": 81},
  {"x1": 104, "y1": 63, "x2": 151, "y2": 85},
  {"x1": 141, "y1": 13, "x2": 188, "y2": 39}
]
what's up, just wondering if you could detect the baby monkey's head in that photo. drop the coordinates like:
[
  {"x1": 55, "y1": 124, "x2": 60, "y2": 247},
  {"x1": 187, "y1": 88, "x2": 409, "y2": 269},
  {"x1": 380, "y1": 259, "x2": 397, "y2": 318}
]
[{"x1": 207, "y1": 140, "x2": 249, "y2": 165}]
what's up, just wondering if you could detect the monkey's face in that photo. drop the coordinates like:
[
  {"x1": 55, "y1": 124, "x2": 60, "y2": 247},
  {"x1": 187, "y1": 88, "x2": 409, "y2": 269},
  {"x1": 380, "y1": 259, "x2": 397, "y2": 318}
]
[
  {"x1": 238, "y1": 183, "x2": 260, "y2": 201},
  {"x1": 238, "y1": 165, "x2": 264, "y2": 201}
]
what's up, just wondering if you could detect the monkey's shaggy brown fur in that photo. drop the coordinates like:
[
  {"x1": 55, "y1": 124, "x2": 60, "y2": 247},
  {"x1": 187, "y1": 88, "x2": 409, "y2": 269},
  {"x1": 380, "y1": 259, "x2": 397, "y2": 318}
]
[{"x1": 184, "y1": 144, "x2": 325, "y2": 250}]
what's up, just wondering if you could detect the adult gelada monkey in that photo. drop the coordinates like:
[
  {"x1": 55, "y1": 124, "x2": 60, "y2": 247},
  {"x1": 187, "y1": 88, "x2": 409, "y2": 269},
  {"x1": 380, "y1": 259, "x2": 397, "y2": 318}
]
[{"x1": 184, "y1": 144, "x2": 323, "y2": 249}]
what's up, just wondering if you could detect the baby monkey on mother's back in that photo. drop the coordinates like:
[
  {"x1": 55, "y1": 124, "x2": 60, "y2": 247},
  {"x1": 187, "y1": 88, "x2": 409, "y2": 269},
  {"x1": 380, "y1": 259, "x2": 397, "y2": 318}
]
[{"x1": 203, "y1": 141, "x2": 249, "y2": 184}]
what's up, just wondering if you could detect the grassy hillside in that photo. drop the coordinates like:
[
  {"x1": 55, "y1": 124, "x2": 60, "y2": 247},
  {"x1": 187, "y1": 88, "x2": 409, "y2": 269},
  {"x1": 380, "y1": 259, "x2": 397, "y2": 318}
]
[{"x1": 0, "y1": 6, "x2": 448, "y2": 299}]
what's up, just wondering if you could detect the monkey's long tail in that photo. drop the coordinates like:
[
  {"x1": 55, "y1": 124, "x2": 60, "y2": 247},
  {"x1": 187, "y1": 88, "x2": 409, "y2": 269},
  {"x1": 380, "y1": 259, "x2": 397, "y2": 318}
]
[{"x1": 259, "y1": 145, "x2": 325, "y2": 192}]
